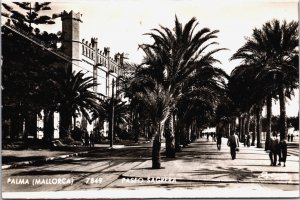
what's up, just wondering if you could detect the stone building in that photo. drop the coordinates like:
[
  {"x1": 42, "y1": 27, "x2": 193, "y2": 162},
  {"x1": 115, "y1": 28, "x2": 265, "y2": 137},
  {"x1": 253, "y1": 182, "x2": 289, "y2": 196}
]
[
  {"x1": 2, "y1": 10, "x2": 126, "y2": 141},
  {"x1": 51, "y1": 10, "x2": 126, "y2": 138}
]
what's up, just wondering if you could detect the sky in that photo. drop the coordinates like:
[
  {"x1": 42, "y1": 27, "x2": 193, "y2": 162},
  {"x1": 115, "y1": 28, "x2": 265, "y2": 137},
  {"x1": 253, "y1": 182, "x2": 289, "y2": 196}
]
[{"x1": 3, "y1": 0, "x2": 299, "y2": 116}]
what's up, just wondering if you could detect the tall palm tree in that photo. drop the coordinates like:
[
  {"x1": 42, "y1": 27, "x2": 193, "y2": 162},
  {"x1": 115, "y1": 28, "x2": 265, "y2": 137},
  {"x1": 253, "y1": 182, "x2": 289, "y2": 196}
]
[
  {"x1": 228, "y1": 63, "x2": 266, "y2": 147},
  {"x1": 139, "y1": 16, "x2": 226, "y2": 157},
  {"x1": 231, "y1": 19, "x2": 298, "y2": 141},
  {"x1": 57, "y1": 67, "x2": 102, "y2": 140}
]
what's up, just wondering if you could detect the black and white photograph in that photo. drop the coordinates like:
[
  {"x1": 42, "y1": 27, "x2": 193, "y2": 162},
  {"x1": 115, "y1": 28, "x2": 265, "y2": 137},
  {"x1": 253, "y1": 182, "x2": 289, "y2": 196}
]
[{"x1": 1, "y1": 0, "x2": 299, "y2": 199}]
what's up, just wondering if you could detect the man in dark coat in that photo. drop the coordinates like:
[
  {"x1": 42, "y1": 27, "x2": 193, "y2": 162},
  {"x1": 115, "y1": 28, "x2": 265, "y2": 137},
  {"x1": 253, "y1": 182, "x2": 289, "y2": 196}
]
[
  {"x1": 279, "y1": 139, "x2": 287, "y2": 167},
  {"x1": 227, "y1": 131, "x2": 239, "y2": 160}
]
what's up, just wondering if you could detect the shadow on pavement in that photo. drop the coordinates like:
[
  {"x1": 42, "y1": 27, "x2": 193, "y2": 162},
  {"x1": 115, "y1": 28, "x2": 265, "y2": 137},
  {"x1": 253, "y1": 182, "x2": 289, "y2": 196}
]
[{"x1": 189, "y1": 166, "x2": 257, "y2": 181}]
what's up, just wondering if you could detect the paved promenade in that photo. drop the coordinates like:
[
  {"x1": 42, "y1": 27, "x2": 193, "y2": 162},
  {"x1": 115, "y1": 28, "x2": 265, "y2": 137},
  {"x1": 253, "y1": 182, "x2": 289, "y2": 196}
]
[{"x1": 2, "y1": 137, "x2": 299, "y2": 199}]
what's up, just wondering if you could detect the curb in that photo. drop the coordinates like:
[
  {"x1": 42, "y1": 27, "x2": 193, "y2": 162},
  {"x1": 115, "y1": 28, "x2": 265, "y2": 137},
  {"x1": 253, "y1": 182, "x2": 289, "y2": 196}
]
[
  {"x1": 1, "y1": 143, "x2": 150, "y2": 170},
  {"x1": 2, "y1": 149, "x2": 98, "y2": 170}
]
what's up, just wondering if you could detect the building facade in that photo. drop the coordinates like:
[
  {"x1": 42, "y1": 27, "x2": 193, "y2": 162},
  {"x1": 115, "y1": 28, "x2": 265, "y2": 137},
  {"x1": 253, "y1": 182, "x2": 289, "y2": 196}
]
[{"x1": 53, "y1": 10, "x2": 126, "y2": 138}]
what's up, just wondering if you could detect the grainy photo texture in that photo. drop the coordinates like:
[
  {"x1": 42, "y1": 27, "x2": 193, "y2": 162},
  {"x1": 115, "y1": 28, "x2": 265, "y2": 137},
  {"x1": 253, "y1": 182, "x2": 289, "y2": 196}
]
[{"x1": 1, "y1": 0, "x2": 299, "y2": 199}]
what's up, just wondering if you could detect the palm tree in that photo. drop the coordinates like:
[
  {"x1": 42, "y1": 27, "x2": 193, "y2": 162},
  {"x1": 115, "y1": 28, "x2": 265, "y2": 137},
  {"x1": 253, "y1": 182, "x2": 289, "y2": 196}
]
[
  {"x1": 228, "y1": 63, "x2": 265, "y2": 147},
  {"x1": 231, "y1": 19, "x2": 298, "y2": 141},
  {"x1": 57, "y1": 67, "x2": 102, "y2": 141},
  {"x1": 93, "y1": 96, "x2": 130, "y2": 140},
  {"x1": 139, "y1": 16, "x2": 226, "y2": 157},
  {"x1": 135, "y1": 81, "x2": 171, "y2": 169}
]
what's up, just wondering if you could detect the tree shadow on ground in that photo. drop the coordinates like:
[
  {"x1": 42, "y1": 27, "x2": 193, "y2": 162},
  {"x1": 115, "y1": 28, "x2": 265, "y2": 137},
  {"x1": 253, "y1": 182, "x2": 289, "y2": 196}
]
[
  {"x1": 188, "y1": 166, "x2": 257, "y2": 181},
  {"x1": 2, "y1": 156, "x2": 46, "y2": 164},
  {"x1": 12, "y1": 168, "x2": 132, "y2": 176}
]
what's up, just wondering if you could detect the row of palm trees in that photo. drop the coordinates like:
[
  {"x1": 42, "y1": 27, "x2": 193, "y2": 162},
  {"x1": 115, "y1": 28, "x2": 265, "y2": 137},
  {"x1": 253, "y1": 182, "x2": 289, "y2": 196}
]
[
  {"x1": 122, "y1": 16, "x2": 228, "y2": 168},
  {"x1": 229, "y1": 19, "x2": 298, "y2": 150},
  {"x1": 119, "y1": 18, "x2": 298, "y2": 168},
  {"x1": 3, "y1": 15, "x2": 297, "y2": 170}
]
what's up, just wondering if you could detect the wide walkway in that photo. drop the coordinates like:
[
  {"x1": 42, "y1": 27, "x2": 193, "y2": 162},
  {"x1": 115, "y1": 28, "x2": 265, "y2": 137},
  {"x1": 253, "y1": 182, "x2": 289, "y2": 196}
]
[
  {"x1": 123, "y1": 137, "x2": 299, "y2": 184},
  {"x1": 2, "y1": 137, "x2": 299, "y2": 199}
]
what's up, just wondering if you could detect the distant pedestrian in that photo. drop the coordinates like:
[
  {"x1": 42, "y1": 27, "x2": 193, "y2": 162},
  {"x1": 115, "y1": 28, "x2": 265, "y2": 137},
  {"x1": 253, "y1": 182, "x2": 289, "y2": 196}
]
[
  {"x1": 227, "y1": 131, "x2": 239, "y2": 160},
  {"x1": 246, "y1": 134, "x2": 251, "y2": 147},
  {"x1": 83, "y1": 129, "x2": 89, "y2": 147},
  {"x1": 217, "y1": 133, "x2": 222, "y2": 150},
  {"x1": 279, "y1": 139, "x2": 287, "y2": 167},
  {"x1": 213, "y1": 132, "x2": 217, "y2": 142},
  {"x1": 89, "y1": 132, "x2": 95, "y2": 147},
  {"x1": 244, "y1": 133, "x2": 249, "y2": 147},
  {"x1": 268, "y1": 134, "x2": 274, "y2": 166},
  {"x1": 269, "y1": 132, "x2": 279, "y2": 166},
  {"x1": 207, "y1": 133, "x2": 209, "y2": 141},
  {"x1": 287, "y1": 124, "x2": 294, "y2": 142},
  {"x1": 274, "y1": 133, "x2": 281, "y2": 165}
]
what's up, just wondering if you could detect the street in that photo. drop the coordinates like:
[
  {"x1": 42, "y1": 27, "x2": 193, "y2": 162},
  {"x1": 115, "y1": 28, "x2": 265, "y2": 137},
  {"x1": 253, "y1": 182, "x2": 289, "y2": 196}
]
[
  {"x1": 2, "y1": 144, "x2": 152, "y2": 192},
  {"x1": 2, "y1": 138, "x2": 299, "y2": 199}
]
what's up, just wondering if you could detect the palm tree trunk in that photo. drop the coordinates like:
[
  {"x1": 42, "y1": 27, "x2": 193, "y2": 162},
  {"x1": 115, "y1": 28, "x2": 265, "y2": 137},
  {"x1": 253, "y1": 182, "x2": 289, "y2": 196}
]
[
  {"x1": 244, "y1": 112, "x2": 250, "y2": 146},
  {"x1": 279, "y1": 85, "x2": 287, "y2": 140},
  {"x1": 251, "y1": 115, "x2": 256, "y2": 146},
  {"x1": 59, "y1": 108, "x2": 72, "y2": 139},
  {"x1": 187, "y1": 125, "x2": 191, "y2": 144},
  {"x1": 265, "y1": 96, "x2": 272, "y2": 150},
  {"x1": 25, "y1": 112, "x2": 37, "y2": 140},
  {"x1": 152, "y1": 123, "x2": 161, "y2": 169},
  {"x1": 256, "y1": 105, "x2": 263, "y2": 148},
  {"x1": 242, "y1": 115, "x2": 246, "y2": 143},
  {"x1": 238, "y1": 116, "x2": 244, "y2": 142},
  {"x1": 43, "y1": 109, "x2": 54, "y2": 142},
  {"x1": 175, "y1": 118, "x2": 181, "y2": 152},
  {"x1": 226, "y1": 123, "x2": 230, "y2": 138},
  {"x1": 245, "y1": 112, "x2": 250, "y2": 135},
  {"x1": 165, "y1": 113, "x2": 176, "y2": 158},
  {"x1": 11, "y1": 112, "x2": 23, "y2": 141},
  {"x1": 230, "y1": 118, "x2": 236, "y2": 133}
]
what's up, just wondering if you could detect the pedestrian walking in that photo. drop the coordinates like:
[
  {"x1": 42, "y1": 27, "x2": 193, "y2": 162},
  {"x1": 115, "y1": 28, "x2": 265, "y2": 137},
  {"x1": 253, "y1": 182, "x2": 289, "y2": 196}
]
[
  {"x1": 89, "y1": 132, "x2": 95, "y2": 147},
  {"x1": 227, "y1": 131, "x2": 239, "y2": 160},
  {"x1": 246, "y1": 133, "x2": 251, "y2": 147},
  {"x1": 217, "y1": 133, "x2": 222, "y2": 150},
  {"x1": 287, "y1": 123, "x2": 294, "y2": 142},
  {"x1": 274, "y1": 133, "x2": 281, "y2": 166},
  {"x1": 279, "y1": 139, "x2": 287, "y2": 167},
  {"x1": 268, "y1": 134, "x2": 274, "y2": 166},
  {"x1": 212, "y1": 132, "x2": 216, "y2": 142},
  {"x1": 83, "y1": 128, "x2": 89, "y2": 147},
  {"x1": 269, "y1": 132, "x2": 279, "y2": 166}
]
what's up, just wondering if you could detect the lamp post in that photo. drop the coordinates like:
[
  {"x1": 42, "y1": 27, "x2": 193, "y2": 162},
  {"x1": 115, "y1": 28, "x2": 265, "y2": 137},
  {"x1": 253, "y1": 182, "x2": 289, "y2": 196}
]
[{"x1": 109, "y1": 78, "x2": 115, "y2": 148}]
